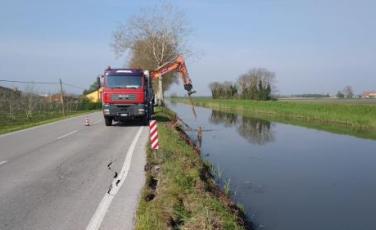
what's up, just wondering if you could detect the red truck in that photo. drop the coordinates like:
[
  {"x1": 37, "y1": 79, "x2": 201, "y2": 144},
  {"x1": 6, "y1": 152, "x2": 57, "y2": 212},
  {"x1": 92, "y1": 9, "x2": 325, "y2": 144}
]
[
  {"x1": 100, "y1": 68, "x2": 154, "y2": 126},
  {"x1": 100, "y1": 55, "x2": 195, "y2": 126}
]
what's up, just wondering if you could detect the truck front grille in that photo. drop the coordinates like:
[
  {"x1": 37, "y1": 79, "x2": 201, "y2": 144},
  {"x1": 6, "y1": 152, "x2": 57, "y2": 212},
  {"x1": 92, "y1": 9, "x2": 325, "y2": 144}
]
[{"x1": 111, "y1": 94, "x2": 136, "y2": 101}]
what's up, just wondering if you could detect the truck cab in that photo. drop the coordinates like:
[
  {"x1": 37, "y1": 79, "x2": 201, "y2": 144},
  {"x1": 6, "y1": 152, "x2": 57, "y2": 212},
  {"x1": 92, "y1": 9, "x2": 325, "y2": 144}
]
[{"x1": 101, "y1": 68, "x2": 154, "y2": 126}]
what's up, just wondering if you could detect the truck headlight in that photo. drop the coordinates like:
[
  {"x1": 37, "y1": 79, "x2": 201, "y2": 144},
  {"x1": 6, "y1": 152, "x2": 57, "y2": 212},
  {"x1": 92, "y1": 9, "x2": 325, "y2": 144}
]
[
  {"x1": 103, "y1": 109, "x2": 110, "y2": 115},
  {"x1": 138, "y1": 108, "x2": 145, "y2": 113}
]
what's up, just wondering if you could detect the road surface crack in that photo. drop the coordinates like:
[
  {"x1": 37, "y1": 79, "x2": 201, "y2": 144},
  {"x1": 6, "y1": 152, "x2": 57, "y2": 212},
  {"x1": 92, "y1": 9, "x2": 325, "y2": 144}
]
[
  {"x1": 107, "y1": 184, "x2": 112, "y2": 194},
  {"x1": 107, "y1": 162, "x2": 112, "y2": 170}
]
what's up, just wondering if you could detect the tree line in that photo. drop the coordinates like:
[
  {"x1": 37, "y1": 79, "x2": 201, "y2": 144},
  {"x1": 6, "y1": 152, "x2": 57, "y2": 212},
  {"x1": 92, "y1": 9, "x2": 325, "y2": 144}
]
[
  {"x1": 209, "y1": 68, "x2": 275, "y2": 100},
  {"x1": 336, "y1": 85, "x2": 354, "y2": 99}
]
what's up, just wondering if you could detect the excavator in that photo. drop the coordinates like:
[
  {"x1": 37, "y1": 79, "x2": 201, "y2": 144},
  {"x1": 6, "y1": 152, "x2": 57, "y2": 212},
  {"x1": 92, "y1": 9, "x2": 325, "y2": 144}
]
[
  {"x1": 150, "y1": 55, "x2": 197, "y2": 117},
  {"x1": 100, "y1": 55, "x2": 196, "y2": 126},
  {"x1": 150, "y1": 55, "x2": 196, "y2": 96}
]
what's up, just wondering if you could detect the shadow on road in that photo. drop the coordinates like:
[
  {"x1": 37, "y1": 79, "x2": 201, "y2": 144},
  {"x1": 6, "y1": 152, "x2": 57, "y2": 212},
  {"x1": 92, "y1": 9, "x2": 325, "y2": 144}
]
[
  {"x1": 106, "y1": 110, "x2": 169, "y2": 127},
  {"x1": 111, "y1": 120, "x2": 148, "y2": 127}
]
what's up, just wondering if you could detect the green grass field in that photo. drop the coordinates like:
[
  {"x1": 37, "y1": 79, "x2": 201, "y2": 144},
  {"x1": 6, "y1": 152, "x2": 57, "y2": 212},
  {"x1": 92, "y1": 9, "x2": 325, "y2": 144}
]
[
  {"x1": 172, "y1": 97, "x2": 376, "y2": 139},
  {"x1": 0, "y1": 110, "x2": 96, "y2": 135},
  {"x1": 136, "y1": 108, "x2": 250, "y2": 230},
  {"x1": 279, "y1": 97, "x2": 376, "y2": 105}
]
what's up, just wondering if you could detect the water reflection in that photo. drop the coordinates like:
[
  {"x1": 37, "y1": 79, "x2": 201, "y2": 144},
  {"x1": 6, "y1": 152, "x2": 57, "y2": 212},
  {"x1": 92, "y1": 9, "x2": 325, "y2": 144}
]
[
  {"x1": 238, "y1": 116, "x2": 275, "y2": 145},
  {"x1": 169, "y1": 102, "x2": 376, "y2": 230},
  {"x1": 210, "y1": 110, "x2": 238, "y2": 127},
  {"x1": 210, "y1": 110, "x2": 274, "y2": 145}
]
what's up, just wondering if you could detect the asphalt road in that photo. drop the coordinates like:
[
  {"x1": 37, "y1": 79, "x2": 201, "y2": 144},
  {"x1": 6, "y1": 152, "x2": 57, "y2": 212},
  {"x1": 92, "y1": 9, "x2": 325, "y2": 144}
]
[{"x1": 0, "y1": 112, "x2": 148, "y2": 230}]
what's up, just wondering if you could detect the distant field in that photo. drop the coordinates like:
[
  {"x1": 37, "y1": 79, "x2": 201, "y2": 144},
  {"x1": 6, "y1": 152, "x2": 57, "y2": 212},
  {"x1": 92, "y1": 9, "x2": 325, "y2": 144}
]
[
  {"x1": 172, "y1": 97, "x2": 376, "y2": 133},
  {"x1": 278, "y1": 98, "x2": 376, "y2": 105}
]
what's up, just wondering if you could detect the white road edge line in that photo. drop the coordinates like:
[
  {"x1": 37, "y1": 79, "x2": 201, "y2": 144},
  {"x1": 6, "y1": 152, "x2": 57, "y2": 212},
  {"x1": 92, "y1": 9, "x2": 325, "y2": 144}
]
[
  {"x1": 57, "y1": 130, "x2": 78, "y2": 140},
  {"x1": 86, "y1": 126, "x2": 144, "y2": 230},
  {"x1": 0, "y1": 160, "x2": 7, "y2": 166}
]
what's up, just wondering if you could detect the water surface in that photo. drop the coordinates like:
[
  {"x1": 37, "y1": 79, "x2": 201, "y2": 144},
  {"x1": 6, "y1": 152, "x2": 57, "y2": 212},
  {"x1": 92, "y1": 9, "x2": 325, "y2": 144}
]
[{"x1": 168, "y1": 102, "x2": 376, "y2": 230}]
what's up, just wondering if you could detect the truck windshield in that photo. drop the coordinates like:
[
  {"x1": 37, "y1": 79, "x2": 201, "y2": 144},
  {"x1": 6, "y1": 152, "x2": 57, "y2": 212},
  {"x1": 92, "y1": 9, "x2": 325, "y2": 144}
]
[{"x1": 106, "y1": 75, "x2": 142, "y2": 89}]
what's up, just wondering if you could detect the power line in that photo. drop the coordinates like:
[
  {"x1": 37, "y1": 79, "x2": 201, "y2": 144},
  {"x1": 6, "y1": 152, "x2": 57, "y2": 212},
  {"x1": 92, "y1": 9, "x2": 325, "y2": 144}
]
[
  {"x1": 0, "y1": 79, "x2": 57, "y2": 85},
  {"x1": 0, "y1": 79, "x2": 87, "y2": 90},
  {"x1": 62, "y1": 82, "x2": 86, "y2": 90}
]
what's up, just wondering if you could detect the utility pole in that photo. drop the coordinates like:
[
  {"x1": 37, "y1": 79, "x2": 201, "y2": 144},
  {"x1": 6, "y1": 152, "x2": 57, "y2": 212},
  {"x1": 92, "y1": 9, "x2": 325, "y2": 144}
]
[
  {"x1": 59, "y1": 78, "x2": 65, "y2": 116},
  {"x1": 97, "y1": 75, "x2": 101, "y2": 103}
]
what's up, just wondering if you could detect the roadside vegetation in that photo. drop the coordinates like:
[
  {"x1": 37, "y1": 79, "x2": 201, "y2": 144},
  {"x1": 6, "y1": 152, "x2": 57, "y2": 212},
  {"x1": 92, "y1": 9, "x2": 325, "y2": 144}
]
[
  {"x1": 172, "y1": 97, "x2": 376, "y2": 138},
  {"x1": 136, "y1": 107, "x2": 251, "y2": 230},
  {"x1": 0, "y1": 88, "x2": 100, "y2": 134}
]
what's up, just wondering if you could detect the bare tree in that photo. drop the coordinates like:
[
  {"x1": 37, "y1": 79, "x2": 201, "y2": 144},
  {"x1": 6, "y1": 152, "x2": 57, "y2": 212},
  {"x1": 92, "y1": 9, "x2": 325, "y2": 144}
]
[
  {"x1": 209, "y1": 81, "x2": 237, "y2": 99},
  {"x1": 209, "y1": 67, "x2": 276, "y2": 101},
  {"x1": 209, "y1": 82, "x2": 221, "y2": 99},
  {"x1": 128, "y1": 38, "x2": 179, "y2": 94},
  {"x1": 343, "y1": 85, "x2": 354, "y2": 99},
  {"x1": 237, "y1": 68, "x2": 276, "y2": 100},
  {"x1": 112, "y1": 2, "x2": 191, "y2": 105},
  {"x1": 23, "y1": 85, "x2": 37, "y2": 119},
  {"x1": 336, "y1": 91, "x2": 345, "y2": 98}
]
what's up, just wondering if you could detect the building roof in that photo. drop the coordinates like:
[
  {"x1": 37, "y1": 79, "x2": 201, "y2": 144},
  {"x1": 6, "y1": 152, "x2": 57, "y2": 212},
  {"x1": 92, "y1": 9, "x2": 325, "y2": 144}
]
[
  {"x1": 85, "y1": 88, "x2": 102, "y2": 103},
  {"x1": 362, "y1": 91, "x2": 376, "y2": 98}
]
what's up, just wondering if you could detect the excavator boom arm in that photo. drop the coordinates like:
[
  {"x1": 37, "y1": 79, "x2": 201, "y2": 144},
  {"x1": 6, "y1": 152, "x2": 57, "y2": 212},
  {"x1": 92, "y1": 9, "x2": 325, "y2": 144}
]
[{"x1": 150, "y1": 55, "x2": 194, "y2": 95}]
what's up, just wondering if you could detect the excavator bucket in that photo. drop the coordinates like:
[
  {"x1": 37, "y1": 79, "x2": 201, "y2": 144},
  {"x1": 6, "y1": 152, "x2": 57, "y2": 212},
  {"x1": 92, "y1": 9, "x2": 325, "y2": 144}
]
[{"x1": 188, "y1": 90, "x2": 197, "y2": 96}]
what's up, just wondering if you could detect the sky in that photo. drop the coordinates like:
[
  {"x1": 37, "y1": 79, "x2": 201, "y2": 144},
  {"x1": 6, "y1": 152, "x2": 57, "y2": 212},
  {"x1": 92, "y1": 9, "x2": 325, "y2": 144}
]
[{"x1": 0, "y1": 0, "x2": 375, "y2": 96}]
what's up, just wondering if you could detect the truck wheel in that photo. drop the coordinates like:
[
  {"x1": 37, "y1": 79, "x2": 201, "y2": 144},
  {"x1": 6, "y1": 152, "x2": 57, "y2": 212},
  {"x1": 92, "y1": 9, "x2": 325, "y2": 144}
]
[{"x1": 105, "y1": 117, "x2": 112, "y2": 126}]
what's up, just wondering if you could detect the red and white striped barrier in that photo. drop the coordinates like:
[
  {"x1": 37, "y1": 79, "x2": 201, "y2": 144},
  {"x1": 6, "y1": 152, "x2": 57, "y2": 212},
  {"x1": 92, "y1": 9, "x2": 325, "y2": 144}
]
[{"x1": 149, "y1": 120, "x2": 159, "y2": 150}]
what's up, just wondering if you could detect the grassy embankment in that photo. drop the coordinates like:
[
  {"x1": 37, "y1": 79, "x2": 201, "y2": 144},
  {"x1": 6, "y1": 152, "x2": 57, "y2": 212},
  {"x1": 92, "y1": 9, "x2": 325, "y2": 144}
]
[
  {"x1": 136, "y1": 107, "x2": 251, "y2": 230},
  {"x1": 0, "y1": 110, "x2": 98, "y2": 135},
  {"x1": 172, "y1": 97, "x2": 376, "y2": 140}
]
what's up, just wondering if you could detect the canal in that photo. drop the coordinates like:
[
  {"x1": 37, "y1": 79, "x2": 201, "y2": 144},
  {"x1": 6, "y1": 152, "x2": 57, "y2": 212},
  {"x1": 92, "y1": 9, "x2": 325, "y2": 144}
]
[{"x1": 168, "y1": 102, "x2": 376, "y2": 230}]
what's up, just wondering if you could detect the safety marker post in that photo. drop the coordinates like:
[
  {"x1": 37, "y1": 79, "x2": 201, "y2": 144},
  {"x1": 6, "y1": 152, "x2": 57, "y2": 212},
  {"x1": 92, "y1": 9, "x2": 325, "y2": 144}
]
[{"x1": 149, "y1": 120, "x2": 159, "y2": 158}]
